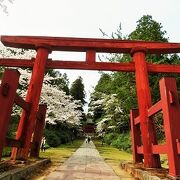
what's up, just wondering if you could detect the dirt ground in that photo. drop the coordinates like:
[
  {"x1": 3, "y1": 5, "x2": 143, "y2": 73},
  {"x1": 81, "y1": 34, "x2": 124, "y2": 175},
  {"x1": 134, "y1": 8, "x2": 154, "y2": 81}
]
[{"x1": 28, "y1": 161, "x2": 61, "y2": 180}]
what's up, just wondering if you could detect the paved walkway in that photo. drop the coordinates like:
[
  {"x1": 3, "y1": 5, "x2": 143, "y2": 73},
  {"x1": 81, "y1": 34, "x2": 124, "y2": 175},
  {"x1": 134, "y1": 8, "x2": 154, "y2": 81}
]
[{"x1": 45, "y1": 141, "x2": 132, "y2": 180}]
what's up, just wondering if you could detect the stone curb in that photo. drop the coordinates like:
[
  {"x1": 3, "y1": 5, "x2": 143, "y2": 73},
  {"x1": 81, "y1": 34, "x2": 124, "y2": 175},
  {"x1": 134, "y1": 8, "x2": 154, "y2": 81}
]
[
  {"x1": 120, "y1": 162, "x2": 168, "y2": 180},
  {"x1": 0, "y1": 159, "x2": 51, "y2": 180}
]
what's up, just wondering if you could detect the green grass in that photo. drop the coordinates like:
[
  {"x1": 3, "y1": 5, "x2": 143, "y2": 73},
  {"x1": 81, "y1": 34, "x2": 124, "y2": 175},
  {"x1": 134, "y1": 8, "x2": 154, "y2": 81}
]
[
  {"x1": 160, "y1": 154, "x2": 168, "y2": 168},
  {"x1": 94, "y1": 140, "x2": 168, "y2": 174},
  {"x1": 40, "y1": 139, "x2": 83, "y2": 163},
  {"x1": 94, "y1": 140, "x2": 132, "y2": 177},
  {"x1": 2, "y1": 147, "x2": 11, "y2": 157},
  {"x1": 1, "y1": 139, "x2": 84, "y2": 179}
]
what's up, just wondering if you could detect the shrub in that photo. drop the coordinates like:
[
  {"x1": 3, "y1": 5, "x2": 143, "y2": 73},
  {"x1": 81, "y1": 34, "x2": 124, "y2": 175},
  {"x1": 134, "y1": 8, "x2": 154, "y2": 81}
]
[
  {"x1": 56, "y1": 131, "x2": 71, "y2": 144},
  {"x1": 2, "y1": 147, "x2": 11, "y2": 157},
  {"x1": 104, "y1": 133, "x2": 117, "y2": 145},
  {"x1": 103, "y1": 132, "x2": 132, "y2": 153},
  {"x1": 45, "y1": 130, "x2": 61, "y2": 147},
  {"x1": 44, "y1": 122, "x2": 78, "y2": 147},
  {"x1": 112, "y1": 133, "x2": 132, "y2": 153}
]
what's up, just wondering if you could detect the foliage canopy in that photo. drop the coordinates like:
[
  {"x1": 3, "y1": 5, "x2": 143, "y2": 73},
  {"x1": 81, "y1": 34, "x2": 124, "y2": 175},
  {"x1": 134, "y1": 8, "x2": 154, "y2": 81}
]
[{"x1": 88, "y1": 15, "x2": 180, "y2": 149}]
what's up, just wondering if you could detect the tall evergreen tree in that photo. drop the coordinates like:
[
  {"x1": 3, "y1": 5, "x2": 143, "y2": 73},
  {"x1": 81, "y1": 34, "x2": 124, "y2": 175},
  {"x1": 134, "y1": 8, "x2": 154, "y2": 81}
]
[
  {"x1": 70, "y1": 76, "x2": 87, "y2": 124},
  {"x1": 129, "y1": 15, "x2": 168, "y2": 42},
  {"x1": 70, "y1": 76, "x2": 86, "y2": 105},
  {"x1": 94, "y1": 73, "x2": 112, "y2": 94},
  {"x1": 89, "y1": 15, "x2": 180, "y2": 140}
]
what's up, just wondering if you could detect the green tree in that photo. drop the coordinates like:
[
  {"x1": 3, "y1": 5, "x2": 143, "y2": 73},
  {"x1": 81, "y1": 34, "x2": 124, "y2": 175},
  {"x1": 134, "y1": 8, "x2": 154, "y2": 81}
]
[
  {"x1": 89, "y1": 15, "x2": 180, "y2": 147},
  {"x1": 94, "y1": 73, "x2": 112, "y2": 94},
  {"x1": 128, "y1": 15, "x2": 180, "y2": 103},
  {"x1": 129, "y1": 15, "x2": 168, "y2": 42},
  {"x1": 46, "y1": 69, "x2": 69, "y2": 95},
  {"x1": 70, "y1": 76, "x2": 86, "y2": 124},
  {"x1": 70, "y1": 76, "x2": 86, "y2": 105}
]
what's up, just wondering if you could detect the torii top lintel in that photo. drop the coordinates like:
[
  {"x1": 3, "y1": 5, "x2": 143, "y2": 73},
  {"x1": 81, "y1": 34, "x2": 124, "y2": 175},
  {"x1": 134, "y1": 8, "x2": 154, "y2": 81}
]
[
  {"x1": 1, "y1": 35, "x2": 180, "y2": 74},
  {"x1": 1, "y1": 35, "x2": 180, "y2": 54}
]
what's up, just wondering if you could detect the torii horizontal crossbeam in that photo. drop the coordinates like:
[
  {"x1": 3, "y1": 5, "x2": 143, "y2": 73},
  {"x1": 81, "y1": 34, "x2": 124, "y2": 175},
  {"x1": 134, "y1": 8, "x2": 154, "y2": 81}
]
[
  {"x1": 1, "y1": 36, "x2": 180, "y2": 54},
  {"x1": 1, "y1": 36, "x2": 180, "y2": 73},
  {"x1": 1, "y1": 58, "x2": 180, "y2": 73}
]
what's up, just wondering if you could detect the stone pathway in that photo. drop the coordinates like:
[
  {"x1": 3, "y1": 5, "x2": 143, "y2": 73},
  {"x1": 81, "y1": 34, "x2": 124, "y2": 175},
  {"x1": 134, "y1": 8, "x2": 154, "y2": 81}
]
[{"x1": 45, "y1": 141, "x2": 132, "y2": 180}]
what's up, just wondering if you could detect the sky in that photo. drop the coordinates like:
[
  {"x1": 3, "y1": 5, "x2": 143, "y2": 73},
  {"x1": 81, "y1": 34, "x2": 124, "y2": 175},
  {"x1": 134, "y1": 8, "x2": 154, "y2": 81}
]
[{"x1": 0, "y1": 0, "x2": 180, "y2": 111}]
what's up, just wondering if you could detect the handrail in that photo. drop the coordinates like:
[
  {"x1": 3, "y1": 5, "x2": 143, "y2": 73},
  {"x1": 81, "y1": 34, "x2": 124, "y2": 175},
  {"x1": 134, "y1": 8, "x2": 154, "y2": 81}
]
[
  {"x1": 14, "y1": 94, "x2": 31, "y2": 112},
  {"x1": 134, "y1": 116, "x2": 140, "y2": 125},
  {"x1": 152, "y1": 144, "x2": 167, "y2": 154},
  {"x1": 5, "y1": 138, "x2": 22, "y2": 148},
  {"x1": 148, "y1": 100, "x2": 162, "y2": 117}
]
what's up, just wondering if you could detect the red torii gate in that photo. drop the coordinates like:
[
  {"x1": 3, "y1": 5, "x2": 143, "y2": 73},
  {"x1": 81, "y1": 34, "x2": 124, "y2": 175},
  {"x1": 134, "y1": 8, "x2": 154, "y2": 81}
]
[{"x1": 1, "y1": 36, "x2": 180, "y2": 178}]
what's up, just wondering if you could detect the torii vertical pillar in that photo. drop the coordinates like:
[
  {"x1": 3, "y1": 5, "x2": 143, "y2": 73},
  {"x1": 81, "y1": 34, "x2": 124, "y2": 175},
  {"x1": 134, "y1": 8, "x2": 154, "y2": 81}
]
[
  {"x1": 132, "y1": 49, "x2": 161, "y2": 168},
  {"x1": 160, "y1": 78, "x2": 180, "y2": 177},
  {"x1": 11, "y1": 47, "x2": 50, "y2": 160},
  {"x1": 130, "y1": 109, "x2": 143, "y2": 163},
  {"x1": 30, "y1": 104, "x2": 47, "y2": 158},
  {"x1": 0, "y1": 69, "x2": 20, "y2": 160}
]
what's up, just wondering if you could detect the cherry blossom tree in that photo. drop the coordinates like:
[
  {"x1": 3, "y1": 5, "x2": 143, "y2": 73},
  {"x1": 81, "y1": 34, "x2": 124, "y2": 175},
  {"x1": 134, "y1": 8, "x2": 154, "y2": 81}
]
[
  {"x1": 0, "y1": 45, "x2": 82, "y2": 127},
  {"x1": 18, "y1": 69, "x2": 82, "y2": 126}
]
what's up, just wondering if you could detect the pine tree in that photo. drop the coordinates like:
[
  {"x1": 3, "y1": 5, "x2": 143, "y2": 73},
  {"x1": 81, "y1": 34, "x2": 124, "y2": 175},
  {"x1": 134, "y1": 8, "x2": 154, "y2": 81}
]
[
  {"x1": 70, "y1": 76, "x2": 86, "y2": 124},
  {"x1": 70, "y1": 76, "x2": 86, "y2": 105}
]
